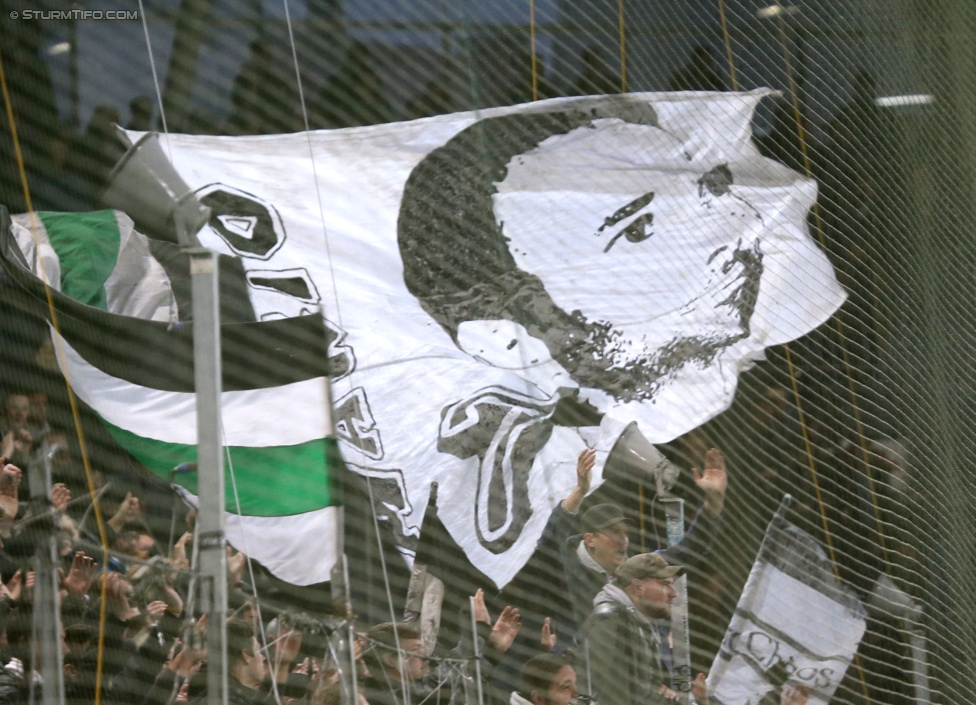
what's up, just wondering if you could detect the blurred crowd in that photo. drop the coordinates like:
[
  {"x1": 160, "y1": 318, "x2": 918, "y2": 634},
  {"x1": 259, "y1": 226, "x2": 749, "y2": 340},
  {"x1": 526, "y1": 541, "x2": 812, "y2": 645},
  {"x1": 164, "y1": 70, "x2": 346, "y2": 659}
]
[{"x1": 0, "y1": 367, "x2": 924, "y2": 705}]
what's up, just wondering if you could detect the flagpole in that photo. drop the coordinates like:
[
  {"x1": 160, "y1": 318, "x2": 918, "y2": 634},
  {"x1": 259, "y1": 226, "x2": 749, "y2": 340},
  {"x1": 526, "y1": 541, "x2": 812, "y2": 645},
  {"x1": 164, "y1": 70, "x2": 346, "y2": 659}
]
[
  {"x1": 320, "y1": 306, "x2": 356, "y2": 705},
  {"x1": 661, "y1": 496, "x2": 691, "y2": 704},
  {"x1": 330, "y1": 555, "x2": 359, "y2": 705},
  {"x1": 469, "y1": 596, "x2": 485, "y2": 705},
  {"x1": 318, "y1": 305, "x2": 340, "y2": 558},
  {"x1": 188, "y1": 248, "x2": 228, "y2": 705},
  {"x1": 28, "y1": 459, "x2": 65, "y2": 705}
]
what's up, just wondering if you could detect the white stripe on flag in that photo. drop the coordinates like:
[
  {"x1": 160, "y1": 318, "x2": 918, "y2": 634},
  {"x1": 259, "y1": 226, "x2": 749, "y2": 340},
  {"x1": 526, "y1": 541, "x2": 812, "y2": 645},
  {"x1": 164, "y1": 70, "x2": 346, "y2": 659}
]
[
  {"x1": 178, "y1": 487, "x2": 339, "y2": 586},
  {"x1": 53, "y1": 329, "x2": 330, "y2": 447}
]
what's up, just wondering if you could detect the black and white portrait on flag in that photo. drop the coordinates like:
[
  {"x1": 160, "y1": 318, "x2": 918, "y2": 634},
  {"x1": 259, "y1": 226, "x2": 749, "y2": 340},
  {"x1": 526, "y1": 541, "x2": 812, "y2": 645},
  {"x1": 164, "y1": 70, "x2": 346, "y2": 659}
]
[
  {"x1": 398, "y1": 103, "x2": 765, "y2": 408},
  {"x1": 19, "y1": 91, "x2": 846, "y2": 586},
  {"x1": 397, "y1": 101, "x2": 770, "y2": 556}
]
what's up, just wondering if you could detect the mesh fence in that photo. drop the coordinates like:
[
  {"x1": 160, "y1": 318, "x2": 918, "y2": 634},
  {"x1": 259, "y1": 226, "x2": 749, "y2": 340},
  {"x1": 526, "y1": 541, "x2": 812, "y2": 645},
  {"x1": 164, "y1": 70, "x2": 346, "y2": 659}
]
[{"x1": 0, "y1": 0, "x2": 975, "y2": 704}]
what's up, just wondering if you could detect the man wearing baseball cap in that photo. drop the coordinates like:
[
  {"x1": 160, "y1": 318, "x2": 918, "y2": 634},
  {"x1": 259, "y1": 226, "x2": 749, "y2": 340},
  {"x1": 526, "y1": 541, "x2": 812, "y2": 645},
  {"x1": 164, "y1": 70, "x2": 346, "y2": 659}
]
[
  {"x1": 565, "y1": 447, "x2": 727, "y2": 636},
  {"x1": 565, "y1": 502, "x2": 632, "y2": 628},
  {"x1": 496, "y1": 447, "x2": 726, "y2": 695},
  {"x1": 580, "y1": 553, "x2": 686, "y2": 705}
]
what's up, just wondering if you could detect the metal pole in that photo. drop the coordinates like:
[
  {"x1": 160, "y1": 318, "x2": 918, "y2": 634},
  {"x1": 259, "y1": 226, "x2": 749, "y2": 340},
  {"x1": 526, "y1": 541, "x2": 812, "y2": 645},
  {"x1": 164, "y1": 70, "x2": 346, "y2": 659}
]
[
  {"x1": 344, "y1": 623, "x2": 359, "y2": 705},
  {"x1": 188, "y1": 248, "x2": 227, "y2": 705},
  {"x1": 661, "y1": 496, "x2": 692, "y2": 704},
  {"x1": 331, "y1": 555, "x2": 359, "y2": 705},
  {"x1": 468, "y1": 596, "x2": 484, "y2": 705},
  {"x1": 27, "y1": 460, "x2": 64, "y2": 705},
  {"x1": 905, "y1": 620, "x2": 931, "y2": 705}
]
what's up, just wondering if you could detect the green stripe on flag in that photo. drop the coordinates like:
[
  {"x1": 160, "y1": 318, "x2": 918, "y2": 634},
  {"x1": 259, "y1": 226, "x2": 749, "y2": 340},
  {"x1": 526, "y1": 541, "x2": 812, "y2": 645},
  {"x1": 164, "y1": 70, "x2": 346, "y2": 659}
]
[
  {"x1": 102, "y1": 421, "x2": 334, "y2": 517},
  {"x1": 38, "y1": 210, "x2": 121, "y2": 310}
]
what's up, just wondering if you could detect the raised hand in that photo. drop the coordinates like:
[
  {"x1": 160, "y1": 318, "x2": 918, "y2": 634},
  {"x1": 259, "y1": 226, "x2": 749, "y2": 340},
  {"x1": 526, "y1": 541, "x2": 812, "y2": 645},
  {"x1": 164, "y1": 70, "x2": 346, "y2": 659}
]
[
  {"x1": 63, "y1": 551, "x2": 97, "y2": 596},
  {"x1": 52, "y1": 483, "x2": 71, "y2": 513},
  {"x1": 146, "y1": 600, "x2": 169, "y2": 620},
  {"x1": 292, "y1": 657, "x2": 311, "y2": 676},
  {"x1": 108, "y1": 492, "x2": 142, "y2": 531},
  {"x1": 540, "y1": 616, "x2": 557, "y2": 652},
  {"x1": 101, "y1": 572, "x2": 139, "y2": 621},
  {"x1": 160, "y1": 580, "x2": 184, "y2": 616},
  {"x1": 692, "y1": 448, "x2": 727, "y2": 516},
  {"x1": 563, "y1": 448, "x2": 596, "y2": 513},
  {"x1": 488, "y1": 605, "x2": 522, "y2": 654},
  {"x1": 171, "y1": 532, "x2": 192, "y2": 570},
  {"x1": 472, "y1": 588, "x2": 491, "y2": 625},
  {"x1": 576, "y1": 448, "x2": 595, "y2": 495},
  {"x1": 167, "y1": 641, "x2": 206, "y2": 678},
  {"x1": 0, "y1": 463, "x2": 22, "y2": 499}
]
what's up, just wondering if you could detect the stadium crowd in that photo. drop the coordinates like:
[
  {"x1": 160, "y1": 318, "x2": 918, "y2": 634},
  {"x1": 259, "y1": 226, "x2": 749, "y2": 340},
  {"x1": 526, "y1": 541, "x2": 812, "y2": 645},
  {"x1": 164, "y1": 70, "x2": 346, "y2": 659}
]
[{"x1": 0, "y1": 370, "x2": 922, "y2": 705}]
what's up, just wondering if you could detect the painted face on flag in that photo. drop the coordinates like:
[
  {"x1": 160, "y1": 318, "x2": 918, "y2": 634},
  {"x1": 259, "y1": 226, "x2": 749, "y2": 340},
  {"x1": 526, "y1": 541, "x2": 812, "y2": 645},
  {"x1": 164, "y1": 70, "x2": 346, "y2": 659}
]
[
  {"x1": 398, "y1": 104, "x2": 764, "y2": 405},
  {"x1": 495, "y1": 123, "x2": 763, "y2": 396}
]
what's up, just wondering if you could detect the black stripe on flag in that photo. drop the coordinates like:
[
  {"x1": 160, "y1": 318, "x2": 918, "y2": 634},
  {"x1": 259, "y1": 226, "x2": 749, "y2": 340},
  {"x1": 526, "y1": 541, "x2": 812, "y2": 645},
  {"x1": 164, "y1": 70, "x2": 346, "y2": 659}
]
[{"x1": 0, "y1": 208, "x2": 329, "y2": 392}]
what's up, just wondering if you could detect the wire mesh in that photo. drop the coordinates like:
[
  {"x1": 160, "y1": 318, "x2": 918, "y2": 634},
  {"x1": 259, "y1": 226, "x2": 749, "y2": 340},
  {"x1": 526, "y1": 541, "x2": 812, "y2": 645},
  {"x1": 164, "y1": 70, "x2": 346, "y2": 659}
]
[{"x1": 0, "y1": 0, "x2": 974, "y2": 704}]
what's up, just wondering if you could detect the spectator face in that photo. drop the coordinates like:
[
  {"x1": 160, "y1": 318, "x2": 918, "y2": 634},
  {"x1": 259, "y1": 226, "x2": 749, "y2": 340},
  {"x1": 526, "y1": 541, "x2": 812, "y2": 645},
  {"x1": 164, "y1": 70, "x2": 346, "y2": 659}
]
[
  {"x1": 584, "y1": 521, "x2": 629, "y2": 574},
  {"x1": 5, "y1": 395, "x2": 29, "y2": 427},
  {"x1": 632, "y1": 576, "x2": 677, "y2": 619},
  {"x1": 274, "y1": 625, "x2": 303, "y2": 664},
  {"x1": 535, "y1": 665, "x2": 578, "y2": 705},
  {"x1": 115, "y1": 530, "x2": 139, "y2": 555},
  {"x1": 246, "y1": 637, "x2": 266, "y2": 684},
  {"x1": 404, "y1": 638, "x2": 429, "y2": 681},
  {"x1": 28, "y1": 394, "x2": 46, "y2": 424},
  {"x1": 391, "y1": 638, "x2": 429, "y2": 682},
  {"x1": 133, "y1": 533, "x2": 155, "y2": 559}
]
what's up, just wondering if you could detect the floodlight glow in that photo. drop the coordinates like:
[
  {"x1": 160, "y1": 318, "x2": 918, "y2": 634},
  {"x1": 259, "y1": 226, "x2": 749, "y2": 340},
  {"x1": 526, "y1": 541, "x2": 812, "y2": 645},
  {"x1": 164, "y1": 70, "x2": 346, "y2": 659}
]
[
  {"x1": 757, "y1": 5, "x2": 800, "y2": 18},
  {"x1": 875, "y1": 94, "x2": 936, "y2": 107},
  {"x1": 47, "y1": 42, "x2": 71, "y2": 56}
]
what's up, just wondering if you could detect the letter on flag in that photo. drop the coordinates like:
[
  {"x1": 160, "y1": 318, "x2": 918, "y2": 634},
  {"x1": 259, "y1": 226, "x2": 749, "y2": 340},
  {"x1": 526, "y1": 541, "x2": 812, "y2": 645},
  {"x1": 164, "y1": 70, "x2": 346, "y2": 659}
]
[{"x1": 706, "y1": 497, "x2": 867, "y2": 705}]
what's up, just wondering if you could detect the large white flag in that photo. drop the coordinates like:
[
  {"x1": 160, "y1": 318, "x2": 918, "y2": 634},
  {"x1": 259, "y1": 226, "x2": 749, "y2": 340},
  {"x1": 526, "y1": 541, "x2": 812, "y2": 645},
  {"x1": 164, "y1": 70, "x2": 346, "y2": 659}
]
[
  {"x1": 707, "y1": 498, "x2": 867, "y2": 705},
  {"x1": 3, "y1": 91, "x2": 845, "y2": 586}
]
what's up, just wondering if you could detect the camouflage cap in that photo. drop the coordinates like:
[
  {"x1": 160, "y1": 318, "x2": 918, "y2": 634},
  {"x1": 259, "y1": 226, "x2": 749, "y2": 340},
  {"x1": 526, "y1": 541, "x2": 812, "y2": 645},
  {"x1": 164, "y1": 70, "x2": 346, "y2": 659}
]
[{"x1": 616, "y1": 552, "x2": 685, "y2": 584}]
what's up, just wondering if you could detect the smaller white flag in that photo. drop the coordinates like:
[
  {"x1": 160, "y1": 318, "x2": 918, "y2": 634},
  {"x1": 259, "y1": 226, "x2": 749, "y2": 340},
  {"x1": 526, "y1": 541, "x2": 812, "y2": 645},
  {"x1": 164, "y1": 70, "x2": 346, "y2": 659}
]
[{"x1": 707, "y1": 497, "x2": 866, "y2": 705}]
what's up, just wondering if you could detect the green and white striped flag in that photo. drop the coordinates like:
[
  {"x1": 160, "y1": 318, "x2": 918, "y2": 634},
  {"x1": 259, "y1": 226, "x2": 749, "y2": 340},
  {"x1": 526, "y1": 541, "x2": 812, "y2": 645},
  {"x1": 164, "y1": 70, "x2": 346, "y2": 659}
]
[{"x1": 2, "y1": 209, "x2": 340, "y2": 586}]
